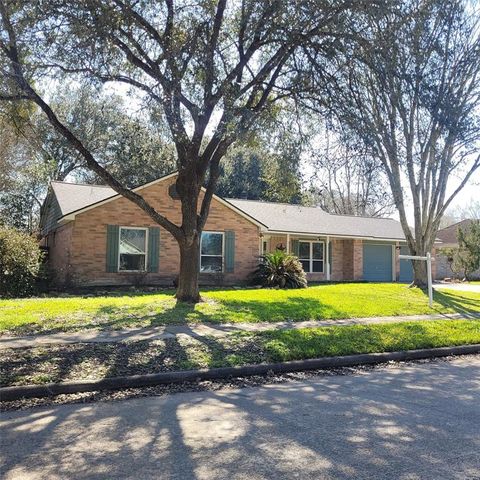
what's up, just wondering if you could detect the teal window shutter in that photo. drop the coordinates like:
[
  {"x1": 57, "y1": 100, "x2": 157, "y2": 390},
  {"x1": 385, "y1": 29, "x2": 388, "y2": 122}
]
[
  {"x1": 106, "y1": 225, "x2": 119, "y2": 272},
  {"x1": 291, "y1": 239, "x2": 299, "y2": 256},
  {"x1": 224, "y1": 230, "x2": 235, "y2": 273},
  {"x1": 147, "y1": 227, "x2": 160, "y2": 273}
]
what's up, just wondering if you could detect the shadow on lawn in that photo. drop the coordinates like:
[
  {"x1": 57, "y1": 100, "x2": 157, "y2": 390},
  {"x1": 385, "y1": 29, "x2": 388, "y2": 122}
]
[
  {"x1": 0, "y1": 333, "x2": 267, "y2": 387},
  {"x1": 89, "y1": 296, "x2": 347, "y2": 330},
  {"x1": 431, "y1": 289, "x2": 480, "y2": 317},
  {"x1": 5, "y1": 286, "x2": 479, "y2": 337},
  {"x1": 4, "y1": 319, "x2": 477, "y2": 387}
]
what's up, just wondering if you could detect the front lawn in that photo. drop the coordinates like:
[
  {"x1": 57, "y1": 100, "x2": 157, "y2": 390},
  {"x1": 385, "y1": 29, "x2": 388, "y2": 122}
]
[
  {"x1": 1, "y1": 283, "x2": 479, "y2": 335},
  {"x1": 2, "y1": 319, "x2": 479, "y2": 387}
]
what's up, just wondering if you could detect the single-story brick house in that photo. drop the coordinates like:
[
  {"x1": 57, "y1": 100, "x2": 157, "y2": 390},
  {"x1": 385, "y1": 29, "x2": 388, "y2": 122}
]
[
  {"x1": 434, "y1": 219, "x2": 480, "y2": 280},
  {"x1": 40, "y1": 172, "x2": 416, "y2": 287}
]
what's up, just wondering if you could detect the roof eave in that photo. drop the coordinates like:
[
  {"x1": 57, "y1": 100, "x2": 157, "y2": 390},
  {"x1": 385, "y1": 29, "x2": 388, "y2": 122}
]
[{"x1": 261, "y1": 229, "x2": 406, "y2": 242}]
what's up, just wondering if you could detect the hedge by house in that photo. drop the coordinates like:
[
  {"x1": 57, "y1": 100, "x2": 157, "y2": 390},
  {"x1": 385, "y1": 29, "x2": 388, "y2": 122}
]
[{"x1": 0, "y1": 226, "x2": 43, "y2": 298}]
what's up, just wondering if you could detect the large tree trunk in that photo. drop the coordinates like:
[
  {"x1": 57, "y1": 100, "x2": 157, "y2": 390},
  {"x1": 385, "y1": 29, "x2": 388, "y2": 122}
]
[
  {"x1": 412, "y1": 259, "x2": 428, "y2": 288},
  {"x1": 175, "y1": 171, "x2": 203, "y2": 303},
  {"x1": 176, "y1": 235, "x2": 201, "y2": 303}
]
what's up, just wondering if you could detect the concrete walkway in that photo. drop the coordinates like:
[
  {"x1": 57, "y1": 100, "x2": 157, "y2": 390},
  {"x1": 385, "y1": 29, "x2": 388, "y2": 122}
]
[
  {"x1": 1, "y1": 356, "x2": 479, "y2": 479},
  {"x1": 434, "y1": 282, "x2": 480, "y2": 293},
  {"x1": 2, "y1": 312, "x2": 479, "y2": 350}
]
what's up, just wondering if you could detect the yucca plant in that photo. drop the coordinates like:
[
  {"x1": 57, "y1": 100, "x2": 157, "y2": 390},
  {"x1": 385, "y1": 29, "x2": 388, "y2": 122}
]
[{"x1": 253, "y1": 250, "x2": 307, "y2": 288}]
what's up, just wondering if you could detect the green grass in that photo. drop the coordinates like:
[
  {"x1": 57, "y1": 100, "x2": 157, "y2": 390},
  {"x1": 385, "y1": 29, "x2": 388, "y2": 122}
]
[
  {"x1": 2, "y1": 319, "x2": 479, "y2": 387},
  {"x1": 257, "y1": 319, "x2": 480, "y2": 361},
  {"x1": 0, "y1": 283, "x2": 479, "y2": 335}
]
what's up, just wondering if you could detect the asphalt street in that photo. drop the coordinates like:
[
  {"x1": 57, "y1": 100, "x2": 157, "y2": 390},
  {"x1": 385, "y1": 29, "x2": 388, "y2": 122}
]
[{"x1": 1, "y1": 356, "x2": 479, "y2": 480}]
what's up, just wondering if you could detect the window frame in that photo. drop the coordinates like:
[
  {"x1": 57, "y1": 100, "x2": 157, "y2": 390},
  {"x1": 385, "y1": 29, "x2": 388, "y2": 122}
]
[
  {"x1": 298, "y1": 240, "x2": 325, "y2": 273},
  {"x1": 200, "y1": 231, "x2": 225, "y2": 274},
  {"x1": 118, "y1": 226, "x2": 149, "y2": 273}
]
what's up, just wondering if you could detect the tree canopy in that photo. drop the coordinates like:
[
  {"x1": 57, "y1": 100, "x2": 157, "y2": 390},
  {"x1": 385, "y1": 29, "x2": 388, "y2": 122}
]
[
  {"x1": 305, "y1": 0, "x2": 480, "y2": 284},
  {"x1": 1, "y1": 0, "x2": 371, "y2": 301}
]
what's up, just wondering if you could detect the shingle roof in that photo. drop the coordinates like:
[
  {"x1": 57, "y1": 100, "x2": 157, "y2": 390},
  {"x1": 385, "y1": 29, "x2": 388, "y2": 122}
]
[
  {"x1": 227, "y1": 199, "x2": 406, "y2": 240},
  {"x1": 436, "y1": 219, "x2": 475, "y2": 246},
  {"x1": 51, "y1": 181, "x2": 115, "y2": 216},
  {"x1": 45, "y1": 180, "x2": 406, "y2": 241}
]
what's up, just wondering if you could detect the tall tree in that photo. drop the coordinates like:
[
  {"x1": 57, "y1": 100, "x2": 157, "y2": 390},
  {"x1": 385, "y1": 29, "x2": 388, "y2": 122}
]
[
  {"x1": 449, "y1": 199, "x2": 480, "y2": 222},
  {"x1": 0, "y1": 105, "x2": 45, "y2": 232},
  {"x1": 0, "y1": 0, "x2": 367, "y2": 302},
  {"x1": 456, "y1": 220, "x2": 480, "y2": 280},
  {"x1": 216, "y1": 114, "x2": 305, "y2": 204},
  {"x1": 307, "y1": 0, "x2": 480, "y2": 285},
  {"x1": 446, "y1": 220, "x2": 480, "y2": 280},
  {"x1": 305, "y1": 125, "x2": 394, "y2": 216},
  {"x1": 0, "y1": 84, "x2": 176, "y2": 231},
  {"x1": 216, "y1": 148, "x2": 267, "y2": 200}
]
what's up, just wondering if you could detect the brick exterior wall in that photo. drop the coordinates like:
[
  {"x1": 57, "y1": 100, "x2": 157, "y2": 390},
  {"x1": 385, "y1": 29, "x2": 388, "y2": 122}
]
[
  {"x1": 46, "y1": 176, "x2": 261, "y2": 287},
  {"x1": 352, "y1": 239, "x2": 364, "y2": 281},
  {"x1": 331, "y1": 239, "x2": 345, "y2": 281},
  {"x1": 44, "y1": 175, "x2": 404, "y2": 286},
  {"x1": 42, "y1": 222, "x2": 74, "y2": 286},
  {"x1": 329, "y1": 239, "x2": 363, "y2": 281}
]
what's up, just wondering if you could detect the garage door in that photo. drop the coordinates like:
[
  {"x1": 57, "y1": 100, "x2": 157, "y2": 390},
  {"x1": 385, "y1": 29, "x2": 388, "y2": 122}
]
[
  {"x1": 363, "y1": 243, "x2": 393, "y2": 282},
  {"x1": 399, "y1": 246, "x2": 414, "y2": 283}
]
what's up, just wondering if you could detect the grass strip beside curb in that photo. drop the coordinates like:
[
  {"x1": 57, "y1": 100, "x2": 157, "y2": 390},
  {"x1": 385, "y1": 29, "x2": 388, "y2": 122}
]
[{"x1": 2, "y1": 344, "x2": 479, "y2": 402}]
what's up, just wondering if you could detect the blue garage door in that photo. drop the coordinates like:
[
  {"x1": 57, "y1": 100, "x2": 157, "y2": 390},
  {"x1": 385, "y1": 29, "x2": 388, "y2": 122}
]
[
  {"x1": 363, "y1": 243, "x2": 393, "y2": 282},
  {"x1": 399, "y1": 246, "x2": 414, "y2": 283}
]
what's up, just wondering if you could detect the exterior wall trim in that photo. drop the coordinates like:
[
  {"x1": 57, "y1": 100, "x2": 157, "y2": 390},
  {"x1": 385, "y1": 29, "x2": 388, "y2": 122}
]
[{"x1": 264, "y1": 230, "x2": 405, "y2": 242}]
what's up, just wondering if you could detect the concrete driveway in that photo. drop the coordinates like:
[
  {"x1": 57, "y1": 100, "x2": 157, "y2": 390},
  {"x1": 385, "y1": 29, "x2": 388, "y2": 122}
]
[
  {"x1": 434, "y1": 282, "x2": 480, "y2": 293},
  {"x1": 1, "y1": 356, "x2": 479, "y2": 480}
]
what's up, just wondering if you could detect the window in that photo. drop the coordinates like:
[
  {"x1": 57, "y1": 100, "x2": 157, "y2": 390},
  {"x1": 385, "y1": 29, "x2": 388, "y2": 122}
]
[
  {"x1": 201, "y1": 232, "x2": 224, "y2": 273},
  {"x1": 119, "y1": 227, "x2": 147, "y2": 271},
  {"x1": 263, "y1": 241, "x2": 268, "y2": 254},
  {"x1": 299, "y1": 240, "x2": 324, "y2": 273}
]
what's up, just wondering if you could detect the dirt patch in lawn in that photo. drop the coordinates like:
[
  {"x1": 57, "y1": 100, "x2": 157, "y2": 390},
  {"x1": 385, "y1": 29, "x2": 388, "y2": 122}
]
[{"x1": 0, "y1": 335, "x2": 268, "y2": 387}]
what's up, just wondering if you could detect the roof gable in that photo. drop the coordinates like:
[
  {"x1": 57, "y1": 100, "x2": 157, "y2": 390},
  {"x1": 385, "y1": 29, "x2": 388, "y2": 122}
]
[
  {"x1": 41, "y1": 172, "x2": 264, "y2": 233},
  {"x1": 436, "y1": 219, "x2": 475, "y2": 245},
  {"x1": 51, "y1": 181, "x2": 115, "y2": 216}
]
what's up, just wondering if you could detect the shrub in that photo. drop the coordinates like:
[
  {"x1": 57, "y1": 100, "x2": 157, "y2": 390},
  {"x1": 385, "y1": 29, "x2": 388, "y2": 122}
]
[
  {"x1": 0, "y1": 226, "x2": 43, "y2": 298},
  {"x1": 443, "y1": 221, "x2": 480, "y2": 280},
  {"x1": 253, "y1": 250, "x2": 307, "y2": 288}
]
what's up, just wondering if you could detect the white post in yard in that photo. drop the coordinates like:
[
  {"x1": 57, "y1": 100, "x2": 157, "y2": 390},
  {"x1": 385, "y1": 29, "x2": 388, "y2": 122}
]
[
  {"x1": 426, "y1": 252, "x2": 433, "y2": 308},
  {"x1": 286, "y1": 233, "x2": 290, "y2": 253},
  {"x1": 326, "y1": 236, "x2": 330, "y2": 281},
  {"x1": 399, "y1": 253, "x2": 434, "y2": 307}
]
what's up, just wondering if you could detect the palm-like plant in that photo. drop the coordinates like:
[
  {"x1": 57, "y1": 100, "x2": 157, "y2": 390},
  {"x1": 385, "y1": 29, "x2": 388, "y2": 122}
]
[{"x1": 253, "y1": 251, "x2": 307, "y2": 288}]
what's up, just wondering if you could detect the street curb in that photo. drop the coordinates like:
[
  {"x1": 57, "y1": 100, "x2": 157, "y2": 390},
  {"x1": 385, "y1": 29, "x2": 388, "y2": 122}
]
[{"x1": 1, "y1": 344, "x2": 479, "y2": 402}]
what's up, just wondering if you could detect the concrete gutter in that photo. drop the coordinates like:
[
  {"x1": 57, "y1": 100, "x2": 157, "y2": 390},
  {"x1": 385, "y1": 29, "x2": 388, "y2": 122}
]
[{"x1": 1, "y1": 344, "x2": 479, "y2": 402}]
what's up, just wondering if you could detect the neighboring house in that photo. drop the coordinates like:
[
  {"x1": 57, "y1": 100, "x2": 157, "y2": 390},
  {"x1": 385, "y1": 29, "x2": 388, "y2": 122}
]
[
  {"x1": 434, "y1": 219, "x2": 480, "y2": 280},
  {"x1": 39, "y1": 172, "x2": 415, "y2": 287}
]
